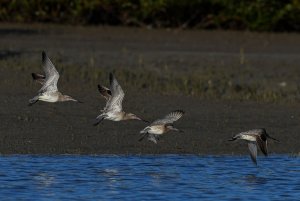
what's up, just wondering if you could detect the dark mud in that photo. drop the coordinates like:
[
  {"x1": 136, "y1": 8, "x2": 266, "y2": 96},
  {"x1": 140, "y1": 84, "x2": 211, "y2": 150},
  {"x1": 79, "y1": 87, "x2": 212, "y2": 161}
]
[{"x1": 0, "y1": 24, "x2": 299, "y2": 155}]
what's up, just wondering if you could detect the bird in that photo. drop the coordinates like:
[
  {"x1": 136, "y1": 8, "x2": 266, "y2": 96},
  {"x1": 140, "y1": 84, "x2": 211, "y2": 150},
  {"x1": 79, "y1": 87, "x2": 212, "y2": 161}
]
[
  {"x1": 139, "y1": 110, "x2": 184, "y2": 144},
  {"x1": 228, "y1": 128, "x2": 279, "y2": 165},
  {"x1": 94, "y1": 73, "x2": 148, "y2": 125},
  {"x1": 29, "y1": 51, "x2": 81, "y2": 106}
]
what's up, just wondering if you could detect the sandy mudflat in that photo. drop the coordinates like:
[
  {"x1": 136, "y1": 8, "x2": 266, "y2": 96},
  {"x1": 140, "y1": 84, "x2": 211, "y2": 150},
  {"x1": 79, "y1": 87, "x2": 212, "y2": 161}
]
[{"x1": 0, "y1": 24, "x2": 299, "y2": 155}]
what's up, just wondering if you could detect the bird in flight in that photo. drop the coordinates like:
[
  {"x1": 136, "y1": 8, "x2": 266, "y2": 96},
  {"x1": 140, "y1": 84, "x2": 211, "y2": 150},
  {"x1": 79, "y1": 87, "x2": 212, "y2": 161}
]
[
  {"x1": 228, "y1": 128, "x2": 279, "y2": 165},
  {"x1": 94, "y1": 73, "x2": 148, "y2": 125},
  {"x1": 139, "y1": 110, "x2": 184, "y2": 144},
  {"x1": 29, "y1": 51, "x2": 81, "y2": 106}
]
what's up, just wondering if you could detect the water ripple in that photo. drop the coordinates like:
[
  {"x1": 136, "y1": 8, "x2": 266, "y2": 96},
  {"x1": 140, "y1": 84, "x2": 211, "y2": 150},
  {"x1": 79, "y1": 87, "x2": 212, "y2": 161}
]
[{"x1": 0, "y1": 155, "x2": 299, "y2": 200}]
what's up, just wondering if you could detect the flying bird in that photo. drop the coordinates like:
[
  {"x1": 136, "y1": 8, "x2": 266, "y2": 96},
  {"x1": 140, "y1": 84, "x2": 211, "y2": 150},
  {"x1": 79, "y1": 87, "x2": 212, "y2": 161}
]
[
  {"x1": 94, "y1": 73, "x2": 148, "y2": 125},
  {"x1": 139, "y1": 110, "x2": 184, "y2": 144},
  {"x1": 228, "y1": 128, "x2": 279, "y2": 165},
  {"x1": 29, "y1": 51, "x2": 81, "y2": 106}
]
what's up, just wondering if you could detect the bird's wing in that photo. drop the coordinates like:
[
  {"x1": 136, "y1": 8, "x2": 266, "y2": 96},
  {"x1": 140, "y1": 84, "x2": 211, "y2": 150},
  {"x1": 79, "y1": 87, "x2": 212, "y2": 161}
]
[
  {"x1": 147, "y1": 134, "x2": 158, "y2": 144},
  {"x1": 151, "y1": 110, "x2": 184, "y2": 125},
  {"x1": 248, "y1": 142, "x2": 258, "y2": 165},
  {"x1": 105, "y1": 73, "x2": 125, "y2": 112},
  {"x1": 39, "y1": 51, "x2": 59, "y2": 93},
  {"x1": 98, "y1": 84, "x2": 112, "y2": 101},
  {"x1": 256, "y1": 135, "x2": 268, "y2": 156},
  {"x1": 32, "y1": 73, "x2": 46, "y2": 85}
]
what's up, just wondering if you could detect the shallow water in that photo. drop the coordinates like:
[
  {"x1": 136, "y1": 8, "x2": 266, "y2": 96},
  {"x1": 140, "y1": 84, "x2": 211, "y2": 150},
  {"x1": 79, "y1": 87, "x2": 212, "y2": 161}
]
[{"x1": 0, "y1": 155, "x2": 299, "y2": 200}]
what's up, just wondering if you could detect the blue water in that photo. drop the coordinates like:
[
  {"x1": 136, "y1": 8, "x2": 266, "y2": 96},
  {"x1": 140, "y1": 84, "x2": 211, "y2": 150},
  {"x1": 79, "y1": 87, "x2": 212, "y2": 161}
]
[{"x1": 0, "y1": 155, "x2": 299, "y2": 201}]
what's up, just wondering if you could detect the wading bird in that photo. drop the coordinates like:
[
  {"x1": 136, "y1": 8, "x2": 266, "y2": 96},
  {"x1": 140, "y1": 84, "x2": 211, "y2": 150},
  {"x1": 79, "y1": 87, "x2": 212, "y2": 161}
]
[
  {"x1": 29, "y1": 51, "x2": 81, "y2": 106},
  {"x1": 139, "y1": 110, "x2": 184, "y2": 144},
  {"x1": 94, "y1": 73, "x2": 148, "y2": 125},
  {"x1": 228, "y1": 128, "x2": 279, "y2": 165}
]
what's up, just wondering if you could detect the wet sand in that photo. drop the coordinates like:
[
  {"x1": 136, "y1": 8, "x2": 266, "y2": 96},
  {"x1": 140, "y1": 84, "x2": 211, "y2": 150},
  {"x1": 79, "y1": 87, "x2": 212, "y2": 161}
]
[{"x1": 0, "y1": 24, "x2": 299, "y2": 155}]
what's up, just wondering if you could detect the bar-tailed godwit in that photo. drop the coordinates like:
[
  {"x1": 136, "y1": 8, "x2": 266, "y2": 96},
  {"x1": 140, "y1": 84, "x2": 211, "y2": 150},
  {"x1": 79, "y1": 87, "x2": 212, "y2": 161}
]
[
  {"x1": 228, "y1": 128, "x2": 279, "y2": 165},
  {"x1": 94, "y1": 73, "x2": 148, "y2": 125},
  {"x1": 139, "y1": 110, "x2": 184, "y2": 144},
  {"x1": 29, "y1": 51, "x2": 81, "y2": 106}
]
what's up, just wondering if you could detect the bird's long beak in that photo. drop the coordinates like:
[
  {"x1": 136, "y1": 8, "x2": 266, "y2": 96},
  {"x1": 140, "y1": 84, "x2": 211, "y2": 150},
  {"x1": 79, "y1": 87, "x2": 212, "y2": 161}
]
[
  {"x1": 135, "y1": 116, "x2": 149, "y2": 123},
  {"x1": 269, "y1": 135, "x2": 280, "y2": 142},
  {"x1": 70, "y1": 97, "x2": 83, "y2": 103}
]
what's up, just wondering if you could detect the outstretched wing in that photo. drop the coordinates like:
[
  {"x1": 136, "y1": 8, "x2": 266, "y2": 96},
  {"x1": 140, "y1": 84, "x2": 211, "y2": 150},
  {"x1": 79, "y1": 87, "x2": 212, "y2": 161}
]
[
  {"x1": 98, "y1": 84, "x2": 112, "y2": 101},
  {"x1": 256, "y1": 135, "x2": 268, "y2": 156},
  {"x1": 38, "y1": 51, "x2": 60, "y2": 93},
  {"x1": 105, "y1": 73, "x2": 125, "y2": 112},
  {"x1": 248, "y1": 142, "x2": 258, "y2": 165},
  {"x1": 151, "y1": 110, "x2": 184, "y2": 125}
]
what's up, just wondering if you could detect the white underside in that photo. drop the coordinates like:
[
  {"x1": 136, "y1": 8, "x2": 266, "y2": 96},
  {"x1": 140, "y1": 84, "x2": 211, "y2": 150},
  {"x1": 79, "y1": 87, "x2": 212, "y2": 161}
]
[
  {"x1": 240, "y1": 135, "x2": 256, "y2": 142},
  {"x1": 38, "y1": 93, "x2": 59, "y2": 102},
  {"x1": 105, "y1": 112, "x2": 124, "y2": 121},
  {"x1": 148, "y1": 126, "x2": 165, "y2": 135}
]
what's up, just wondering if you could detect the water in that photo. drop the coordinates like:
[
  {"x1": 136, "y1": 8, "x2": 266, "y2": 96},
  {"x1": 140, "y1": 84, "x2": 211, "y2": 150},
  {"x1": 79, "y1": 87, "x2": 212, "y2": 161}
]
[{"x1": 0, "y1": 155, "x2": 299, "y2": 201}]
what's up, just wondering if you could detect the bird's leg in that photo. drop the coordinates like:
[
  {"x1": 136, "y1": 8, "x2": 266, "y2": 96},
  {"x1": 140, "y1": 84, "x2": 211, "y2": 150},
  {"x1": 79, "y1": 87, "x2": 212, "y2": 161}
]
[
  {"x1": 93, "y1": 114, "x2": 106, "y2": 126},
  {"x1": 28, "y1": 96, "x2": 39, "y2": 106},
  {"x1": 138, "y1": 132, "x2": 148, "y2": 142}
]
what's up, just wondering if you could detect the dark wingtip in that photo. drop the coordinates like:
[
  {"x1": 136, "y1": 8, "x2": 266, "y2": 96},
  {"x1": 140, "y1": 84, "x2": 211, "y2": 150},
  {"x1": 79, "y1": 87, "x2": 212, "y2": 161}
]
[
  {"x1": 97, "y1": 84, "x2": 103, "y2": 94},
  {"x1": 42, "y1": 51, "x2": 48, "y2": 64},
  {"x1": 109, "y1": 73, "x2": 114, "y2": 83},
  {"x1": 228, "y1": 137, "x2": 236, "y2": 141},
  {"x1": 261, "y1": 128, "x2": 266, "y2": 132},
  {"x1": 97, "y1": 84, "x2": 105, "y2": 92}
]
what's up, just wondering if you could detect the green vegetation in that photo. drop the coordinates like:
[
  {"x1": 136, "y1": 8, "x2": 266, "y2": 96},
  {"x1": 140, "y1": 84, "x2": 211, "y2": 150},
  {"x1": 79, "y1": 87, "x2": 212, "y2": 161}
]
[
  {"x1": 1, "y1": 56, "x2": 300, "y2": 103},
  {"x1": 0, "y1": 0, "x2": 299, "y2": 31}
]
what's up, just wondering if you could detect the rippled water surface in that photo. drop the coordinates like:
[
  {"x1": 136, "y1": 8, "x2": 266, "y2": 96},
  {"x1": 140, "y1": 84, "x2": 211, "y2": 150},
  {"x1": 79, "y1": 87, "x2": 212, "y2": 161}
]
[{"x1": 0, "y1": 155, "x2": 299, "y2": 200}]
